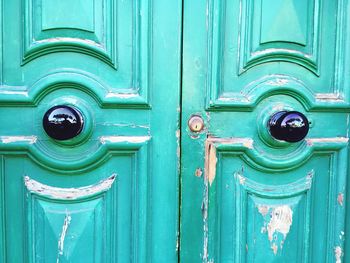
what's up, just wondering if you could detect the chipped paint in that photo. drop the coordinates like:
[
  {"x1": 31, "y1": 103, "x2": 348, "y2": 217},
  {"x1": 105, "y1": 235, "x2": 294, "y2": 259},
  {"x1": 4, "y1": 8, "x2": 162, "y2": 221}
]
[
  {"x1": 266, "y1": 78, "x2": 289, "y2": 86},
  {"x1": 257, "y1": 205, "x2": 269, "y2": 217},
  {"x1": 306, "y1": 137, "x2": 349, "y2": 145},
  {"x1": 251, "y1": 48, "x2": 311, "y2": 58},
  {"x1": 1, "y1": 136, "x2": 37, "y2": 144},
  {"x1": 258, "y1": 205, "x2": 293, "y2": 255},
  {"x1": 105, "y1": 92, "x2": 139, "y2": 98},
  {"x1": 0, "y1": 90, "x2": 28, "y2": 96},
  {"x1": 207, "y1": 144, "x2": 217, "y2": 186},
  {"x1": 315, "y1": 93, "x2": 343, "y2": 102},
  {"x1": 24, "y1": 174, "x2": 116, "y2": 200},
  {"x1": 99, "y1": 135, "x2": 150, "y2": 144},
  {"x1": 57, "y1": 212, "x2": 71, "y2": 263},
  {"x1": 35, "y1": 37, "x2": 103, "y2": 47},
  {"x1": 100, "y1": 122, "x2": 150, "y2": 130},
  {"x1": 335, "y1": 246, "x2": 342, "y2": 263},
  {"x1": 195, "y1": 168, "x2": 203, "y2": 177},
  {"x1": 338, "y1": 193, "x2": 344, "y2": 206},
  {"x1": 236, "y1": 173, "x2": 246, "y2": 185}
]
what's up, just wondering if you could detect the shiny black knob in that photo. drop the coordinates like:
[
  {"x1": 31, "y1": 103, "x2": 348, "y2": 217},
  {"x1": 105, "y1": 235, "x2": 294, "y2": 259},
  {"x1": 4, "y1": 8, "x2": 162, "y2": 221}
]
[
  {"x1": 43, "y1": 105, "x2": 84, "y2": 140},
  {"x1": 268, "y1": 111, "x2": 309, "y2": 143}
]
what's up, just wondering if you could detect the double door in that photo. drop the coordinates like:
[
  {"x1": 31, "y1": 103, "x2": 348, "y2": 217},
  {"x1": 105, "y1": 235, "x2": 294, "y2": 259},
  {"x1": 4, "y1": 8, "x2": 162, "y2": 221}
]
[{"x1": 0, "y1": 0, "x2": 349, "y2": 262}]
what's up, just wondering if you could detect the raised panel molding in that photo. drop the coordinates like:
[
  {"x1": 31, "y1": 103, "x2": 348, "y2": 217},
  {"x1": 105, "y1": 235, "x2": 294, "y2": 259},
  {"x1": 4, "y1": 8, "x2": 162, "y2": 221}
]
[
  {"x1": 23, "y1": 0, "x2": 117, "y2": 67},
  {"x1": 25, "y1": 175, "x2": 116, "y2": 262},
  {"x1": 0, "y1": 136, "x2": 150, "y2": 262},
  {"x1": 0, "y1": 135, "x2": 150, "y2": 173},
  {"x1": 206, "y1": 0, "x2": 350, "y2": 110},
  {"x1": 239, "y1": 0, "x2": 320, "y2": 75},
  {"x1": 203, "y1": 137, "x2": 348, "y2": 262}
]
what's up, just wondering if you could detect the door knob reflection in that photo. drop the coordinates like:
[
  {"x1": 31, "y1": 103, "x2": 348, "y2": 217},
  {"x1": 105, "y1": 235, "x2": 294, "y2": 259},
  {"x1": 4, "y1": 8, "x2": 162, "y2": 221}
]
[
  {"x1": 43, "y1": 105, "x2": 84, "y2": 140},
  {"x1": 268, "y1": 111, "x2": 309, "y2": 143}
]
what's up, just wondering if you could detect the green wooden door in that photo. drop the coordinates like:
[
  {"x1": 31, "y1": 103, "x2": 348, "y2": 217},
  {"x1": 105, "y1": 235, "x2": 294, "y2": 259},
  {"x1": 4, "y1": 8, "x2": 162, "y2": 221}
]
[
  {"x1": 0, "y1": 0, "x2": 182, "y2": 262},
  {"x1": 181, "y1": 0, "x2": 350, "y2": 262}
]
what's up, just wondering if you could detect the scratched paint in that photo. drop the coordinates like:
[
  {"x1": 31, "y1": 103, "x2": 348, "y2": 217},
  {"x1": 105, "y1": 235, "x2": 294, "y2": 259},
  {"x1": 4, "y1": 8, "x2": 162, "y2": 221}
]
[
  {"x1": 57, "y1": 213, "x2": 72, "y2": 263},
  {"x1": 335, "y1": 246, "x2": 342, "y2": 263},
  {"x1": 0, "y1": 136, "x2": 37, "y2": 144}
]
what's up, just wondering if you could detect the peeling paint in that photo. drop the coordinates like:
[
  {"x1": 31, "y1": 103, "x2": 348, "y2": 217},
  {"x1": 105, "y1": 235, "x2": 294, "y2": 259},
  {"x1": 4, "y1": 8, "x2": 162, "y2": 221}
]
[
  {"x1": 258, "y1": 205, "x2": 293, "y2": 255},
  {"x1": 335, "y1": 246, "x2": 342, "y2": 263},
  {"x1": 105, "y1": 92, "x2": 138, "y2": 98},
  {"x1": 1, "y1": 136, "x2": 37, "y2": 144},
  {"x1": 306, "y1": 137, "x2": 349, "y2": 145},
  {"x1": 35, "y1": 37, "x2": 103, "y2": 47},
  {"x1": 236, "y1": 173, "x2": 246, "y2": 185},
  {"x1": 24, "y1": 174, "x2": 116, "y2": 200},
  {"x1": 257, "y1": 205, "x2": 269, "y2": 217},
  {"x1": 57, "y1": 212, "x2": 71, "y2": 263},
  {"x1": 251, "y1": 48, "x2": 311, "y2": 58},
  {"x1": 0, "y1": 90, "x2": 28, "y2": 96},
  {"x1": 207, "y1": 144, "x2": 217, "y2": 186},
  {"x1": 315, "y1": 93, "x2": 342, "y2": 101},
  {"x1": 100, "y1": 122, "x2": 150, "y2": 130},
  {"x1": 266, "y1": 78, "x2": 289, "y2": 86},
  {"x1": 195, "y1": 168, "x2": 203, "y2": 177},
  {"x1": 100, "y1": 136, "x2": 150, "y2": 144},
  {"x1": 338, "y1": 193, "x2": 344, "y2": 206}
]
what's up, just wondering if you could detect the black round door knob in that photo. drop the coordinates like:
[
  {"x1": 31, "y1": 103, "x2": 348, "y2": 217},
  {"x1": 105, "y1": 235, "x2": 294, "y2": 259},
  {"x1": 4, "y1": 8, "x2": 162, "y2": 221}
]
[
  {"x1": 43, "y1": 105, "x2": 84, "y2": 140},
  {"x1": 268, "y1": 111, "x2": 309, "y2": 143}
]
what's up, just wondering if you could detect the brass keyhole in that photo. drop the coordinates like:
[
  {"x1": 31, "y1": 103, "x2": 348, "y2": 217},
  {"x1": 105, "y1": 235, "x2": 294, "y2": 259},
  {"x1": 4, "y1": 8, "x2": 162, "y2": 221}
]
[{"x1": 188, "y1": 115, "x2": 204, "y2": 132}]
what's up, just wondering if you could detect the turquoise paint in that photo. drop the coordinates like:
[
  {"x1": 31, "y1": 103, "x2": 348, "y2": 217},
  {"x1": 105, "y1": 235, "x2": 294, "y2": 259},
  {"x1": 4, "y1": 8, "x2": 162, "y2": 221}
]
[{"x1": 0, "y1": 0, "x2": 182, "y2": 262}]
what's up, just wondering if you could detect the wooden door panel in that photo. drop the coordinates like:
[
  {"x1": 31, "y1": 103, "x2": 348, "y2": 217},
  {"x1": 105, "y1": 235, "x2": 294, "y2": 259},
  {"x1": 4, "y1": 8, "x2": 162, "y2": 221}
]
[
  {"x1": 206, "y1": 0, "x2": 349, "y2": 110},
  {"x1": 4, "y1": 0, "x2": 151, "y2": 106},
  {"x1": 181, "y1": 0, "x2": 350, "y2": 262},
  {"x1": 205, "y1": 138, "x2": 347, "y2": 261},
  {"x1": 0, "y1": 0, "x2": 182, "y2": 262}
]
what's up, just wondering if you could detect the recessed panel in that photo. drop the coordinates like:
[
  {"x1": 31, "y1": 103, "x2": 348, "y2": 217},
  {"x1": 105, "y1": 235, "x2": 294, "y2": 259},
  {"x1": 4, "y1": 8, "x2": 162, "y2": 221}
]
[
  {"x1": 260, "y1": 0, "x2": 308, "y2": 45},
  {"x1": 30, "y1": 197, "x2": 105, "y2": 262},
  {"x1": 42, "y1": 0, "x2": 95, "y2": 32},
  {"x1": 206, "y1": 139, "x2": 347, "y2": 262}
]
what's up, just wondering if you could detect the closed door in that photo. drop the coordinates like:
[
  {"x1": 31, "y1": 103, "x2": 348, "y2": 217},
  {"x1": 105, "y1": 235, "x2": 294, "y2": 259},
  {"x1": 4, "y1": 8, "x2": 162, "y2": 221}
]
[
  {"x1": 1, "y1": 1, "x2": 350, "y2": 263},
  {"x1": 0, "y1": 0, "x2": 181, "y2": 262},
  {"x1": 180, "y1": 0, "x2": 350, "y2": 262}
]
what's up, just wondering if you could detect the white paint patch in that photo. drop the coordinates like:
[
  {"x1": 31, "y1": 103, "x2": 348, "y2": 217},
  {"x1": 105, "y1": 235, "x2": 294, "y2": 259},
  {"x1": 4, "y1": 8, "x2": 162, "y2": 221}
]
[
  {"x1": 335, "y1": 246, "x2": 342, "y2": 263},
  {"x1": 266, "y1": 78, "x2": 289, "y2": 86},
  {"x1": 105, "y1": 92, "x2": 138, "y2": 98},
  {"x1": 258, "y1": 205, "x2": 293, "y2": 255},
  {"x1": 100, "y1": 136, "x2": 150, "y2": 144},
  {"x1": 268, "y1": 206, "x2": 293, "y2": 243},
  {"x1": 57, "y1": 212, "x2": 71, "y2": 263},
  {"x1": 1, "y1": 136, "x2": 37, "y2": 144},
  {"x1": 251, "y1": 48, "x2": 311, "y2": 58},
  {"x1": 306, "y1": 137, "x2": 349, "y2": 145},
  {"x1": 35, "y1": 37, "x2": 103, "y2": 48},
  {"x1": 24, "y1": 174, "x2": 116, "y2": 200},
  {"x1": 0, "y1": 90, "x2": 28, "y2": 96},
  {"x1": 315, "y1": 93, "x2": 342, "y2": 101},
  {"x1": 257, "y1": 205, "x2": 270, "y2": 217}
]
